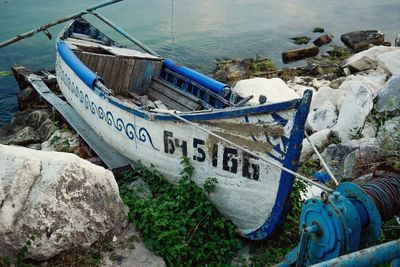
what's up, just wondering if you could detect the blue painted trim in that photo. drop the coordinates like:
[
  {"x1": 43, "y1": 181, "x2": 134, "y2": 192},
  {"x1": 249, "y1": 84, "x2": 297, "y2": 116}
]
[
  {"x1": 57, "y1": 41, "x2": 104, "y2": 88},
  {"x1": 163, "y1": 59, "x2": 229, "y2": 96},
  {"x1": 244, "y1": 90, "x2": 312, "y2": 240}
]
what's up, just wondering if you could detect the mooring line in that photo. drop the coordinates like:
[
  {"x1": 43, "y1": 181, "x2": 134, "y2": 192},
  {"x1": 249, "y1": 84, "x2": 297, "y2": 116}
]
[
  {"x1": 154, "y1": 109, "x2": 335, "y2": 193},
  {"x1": 304, "y1": 131, "x2": 339, "y2": 186}
]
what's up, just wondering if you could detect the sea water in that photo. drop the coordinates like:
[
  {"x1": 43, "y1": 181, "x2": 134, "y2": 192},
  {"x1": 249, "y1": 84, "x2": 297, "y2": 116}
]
[{"x1": 0, "y1": 0, "x2": 399, "y2": 126}]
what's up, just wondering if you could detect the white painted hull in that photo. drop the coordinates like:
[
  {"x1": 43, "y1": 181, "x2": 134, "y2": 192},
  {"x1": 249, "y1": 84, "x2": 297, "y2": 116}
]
[{"x1": 55, "y1": 44, "x2": 311, "y2": 240}]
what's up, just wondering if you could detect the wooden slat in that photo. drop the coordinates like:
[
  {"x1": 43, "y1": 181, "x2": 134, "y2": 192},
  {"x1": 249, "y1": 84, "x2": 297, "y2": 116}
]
[
  {"x1": 95, "y1": 54, "x2": 107, "y2": 77},
  {"x1": 121, "y1": 58, "x2": 135, "y2": 96},
  {"x1": 109, "y1": 56, "x2": 123, "y2": 92},
  {"x1": 148, "y1": 89, "x2": 191, "y2": 112},
  {"x1": 26, "y1": 75, "x2": 131, "y2": 171},
  {"x1": 151, "y1": 79, "x2": 201, "y2": 110},
  {"x1": 102, "y1": 56, "x2": 115, "y2": 85}
]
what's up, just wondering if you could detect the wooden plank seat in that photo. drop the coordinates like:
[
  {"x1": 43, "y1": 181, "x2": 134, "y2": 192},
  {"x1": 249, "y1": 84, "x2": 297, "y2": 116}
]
[{"x1": 148, "y1": 78, "x2": 203, "y2": 111}]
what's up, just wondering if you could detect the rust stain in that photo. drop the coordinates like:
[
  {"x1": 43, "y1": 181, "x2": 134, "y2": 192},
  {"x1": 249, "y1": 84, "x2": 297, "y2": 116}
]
[{"x1": 200, "y1": 120, "x2": 284, "y2": 138}]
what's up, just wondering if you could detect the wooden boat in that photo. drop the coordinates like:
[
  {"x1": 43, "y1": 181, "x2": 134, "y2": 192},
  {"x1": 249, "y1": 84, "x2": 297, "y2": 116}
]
[{"x1": 55, "y1": 18, "x2": 312, "y2": 240}]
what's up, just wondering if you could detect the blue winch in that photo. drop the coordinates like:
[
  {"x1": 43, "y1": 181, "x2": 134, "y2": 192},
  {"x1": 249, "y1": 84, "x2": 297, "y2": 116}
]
[{"x1": 279, "y1": 175, "x2": 400, "y2": 266}]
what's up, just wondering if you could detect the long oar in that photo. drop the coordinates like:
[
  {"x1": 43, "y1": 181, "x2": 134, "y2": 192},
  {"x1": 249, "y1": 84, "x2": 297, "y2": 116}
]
[
  {"x1": 154, "y1": 109, "x2": 335, "y2": 193},
  {"x1": 0, "y1": 0, "x2": 124, "y2": 48}
]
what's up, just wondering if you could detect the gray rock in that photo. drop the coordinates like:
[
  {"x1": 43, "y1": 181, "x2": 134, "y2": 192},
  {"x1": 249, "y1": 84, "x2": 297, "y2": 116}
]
[
  {"x1": 323, "y1": 138, "x2": 379, "y2": 180},
  {"x1": 341, "y1": 30, "x2": 385, "y2": 51},
  {"x1": 10, "y1": 126, "x2": 41, "y2": 146},
  {"x1": 376, "y1": 72, "x2": 400, "y2": 115},
  {"x1": 0, "y1": 144, "x2": 127, "y2": 260},
  {"x1": 26, "y1": 143, "x2": 42, "y2": 150},
  {"x1": 127, "y1": 179, "x2": 152, "y2": 199},
  {"x1": 300, "y1": 129, "x2": 331, "y2": 163},
  {"x1": 332, "y1": 81, "x2": 374, "y2": 141},
  {"x1": 376, "y1": 116, "x2": 400, "y2": 153},
  {"x1": 343, "y1": 144, "x2": 384, "y2": 180},
  {"x1": 36, "y1": 118, "x2": 57, "y2": 141},
  {"x1": 377, "y1": 48, "x2": 400, "y2": 75},
  {"x1": 306, "y1": 101, "x2": 337, "y2": 132},
  {"x1": 27, "y1": 109, "x2": 51, "y2": 130},
  {"x1": 396, "y1": 33, "x2": 400, "y2": 47},
  {"x1": 17, "y1": 87, "x2": 35, "y2": 110}
]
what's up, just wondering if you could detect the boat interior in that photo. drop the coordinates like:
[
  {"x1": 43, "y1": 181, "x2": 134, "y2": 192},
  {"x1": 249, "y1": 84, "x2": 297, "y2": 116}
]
[{"x1": 60, "y1": 19, "x2": 239, "y2": 112}]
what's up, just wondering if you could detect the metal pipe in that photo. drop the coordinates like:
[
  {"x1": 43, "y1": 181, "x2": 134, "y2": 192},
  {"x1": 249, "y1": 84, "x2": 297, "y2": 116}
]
[
  {"x1": 309, "y1": 239, "x2": 400, "y2": 267},
  {"x1": 304, "y1": 131, "x2": 339, "y2": 186},
  {"x1": 0, "y1": 0, "x2": 124, "y2": 48},
  {"x1": 88, "y1": 10, "x2": 160, "y2": 57},
  {"x1": 154, "y1": 109, "x2": 335, "y2": 193}
]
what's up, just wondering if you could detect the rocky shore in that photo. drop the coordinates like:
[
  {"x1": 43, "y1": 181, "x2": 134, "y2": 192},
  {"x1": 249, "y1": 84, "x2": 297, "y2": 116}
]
[{"x1": 0, "y1": 28, "x2": 399, "y2": 265}]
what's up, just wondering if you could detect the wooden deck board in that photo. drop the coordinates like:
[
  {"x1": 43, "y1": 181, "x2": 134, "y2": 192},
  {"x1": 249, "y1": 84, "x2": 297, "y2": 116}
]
[{"x1": 26, "y1": 74, "x2": 132, "y2": 171}]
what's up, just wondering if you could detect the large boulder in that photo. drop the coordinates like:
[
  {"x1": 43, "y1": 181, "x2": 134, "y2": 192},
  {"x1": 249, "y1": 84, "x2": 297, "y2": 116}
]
[
  {"x1": 376, "y1": 72, "x2": 400, "y2": 115},
  {"x1": 396, "y1": 34, "x2": 400, "y2": 47},
  {"x1": 232, "y1": 77, "x2": 298, "y2": 104},
  {"x1": 0, "y1": 145, "x2": 126, "y2": 260},
  {"x1": 332, "y1": 81, "x2": 374, "y2": 141},
  {"x1": 377, "y1": 48, "x2": 400, "y2": 75},
  {"x1": 341, "y1": 46, "x2": 398, "y2": 73},
  {"x1": 310, "y1": 86, "x2": 346, "y2": 110},
  {"x1": 341, "y1": 30, "x2": 385, "y2": 51}
]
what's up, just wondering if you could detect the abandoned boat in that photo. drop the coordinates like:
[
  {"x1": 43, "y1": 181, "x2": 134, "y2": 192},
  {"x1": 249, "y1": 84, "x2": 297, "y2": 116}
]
[{"x1": 55, "y1": 18, "x2": 312, "y2": 240}]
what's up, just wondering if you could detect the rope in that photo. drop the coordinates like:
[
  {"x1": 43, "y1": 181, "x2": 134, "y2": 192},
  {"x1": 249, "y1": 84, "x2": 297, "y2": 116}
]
[
  {"x1": 361, "y1": 176, "x2": 400, "y2": 221},
  {"x1": 154, "y1": 110, "x2": 335, "y2": 193},
  {"x1": 304, "y1": 131, "x2": 339, "y2": 186}
]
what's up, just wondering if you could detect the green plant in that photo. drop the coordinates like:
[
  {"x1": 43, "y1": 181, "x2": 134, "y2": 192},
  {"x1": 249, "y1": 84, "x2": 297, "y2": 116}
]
[
  {"x1": 349, "y1": 127, "x2": 364, "y2": 140},
  {"x1": 119, "y1": 158, "x2": 242, "y2": 266},
  {"x1": 204, "y1": 177, "x2": 218, "y2": 194},
  {"x1": 0, "y1": 235, "x2": 36, "y2": 267},
  {"x1": 49, "y1": 135, "x2": 60, "y2": 145}
]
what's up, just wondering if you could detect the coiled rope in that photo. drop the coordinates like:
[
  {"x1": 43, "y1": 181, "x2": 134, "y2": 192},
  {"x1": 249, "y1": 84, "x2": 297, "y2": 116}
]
[{"x1": 361, "y1": 176, "x2": 400, "y2": 221}]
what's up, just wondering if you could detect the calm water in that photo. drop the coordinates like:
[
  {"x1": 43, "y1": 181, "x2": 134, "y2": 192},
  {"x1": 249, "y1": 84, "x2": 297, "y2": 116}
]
[{"x1": 0, "y1": 0, "x2": 399, "y2": 126}]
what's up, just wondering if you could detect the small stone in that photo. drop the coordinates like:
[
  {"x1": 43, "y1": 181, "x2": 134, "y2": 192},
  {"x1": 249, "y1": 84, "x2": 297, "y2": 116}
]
[
  {"x1": 282, "y1": 47, "x2": 320, "y2": 64},
  {"x1": 313, "y1": 34, "x2": 333, "y2": 47},
  {"x1": 291, "y1": 36, "x2": 311, "y2": 45},
  {"x1": 313, "y1": 27, "x2": 325, "y2": 33},
  {"x1": 26, "y1": 143, "x2": 42, "y2": 150},
  {"x1": 383, "y1": 41, "x2": 391, "y2": 46}
]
